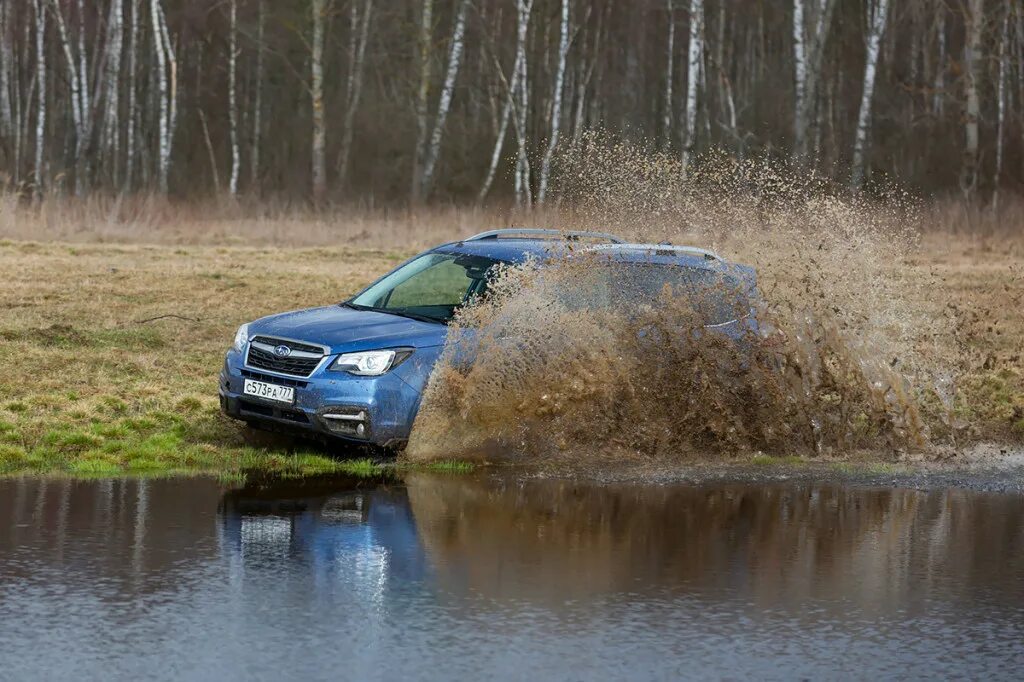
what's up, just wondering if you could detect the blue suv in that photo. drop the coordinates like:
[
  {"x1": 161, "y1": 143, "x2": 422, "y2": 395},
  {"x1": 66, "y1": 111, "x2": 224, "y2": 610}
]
[{"x1": 219, "y1": 229, "x2": 760, "y2": 449}]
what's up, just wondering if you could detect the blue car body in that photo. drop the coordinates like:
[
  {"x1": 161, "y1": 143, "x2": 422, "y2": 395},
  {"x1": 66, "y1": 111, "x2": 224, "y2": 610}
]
[{"x1": 219, "y1": 230, "x2": 760, "y2": 449}]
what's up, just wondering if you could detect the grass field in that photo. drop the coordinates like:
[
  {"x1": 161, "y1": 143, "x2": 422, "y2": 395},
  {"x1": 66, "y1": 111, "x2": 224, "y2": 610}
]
[
  {"x1": 0, "y1": 239, "x2": 410, "y2": 476},
  {"x1": 0, "y1": 224, "x2": 1021, "y2": 476}
]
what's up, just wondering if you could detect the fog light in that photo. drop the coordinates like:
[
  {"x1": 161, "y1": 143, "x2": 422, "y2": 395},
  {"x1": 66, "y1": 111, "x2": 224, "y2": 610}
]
[{"x1": 319, "y1": 406, "x2": 371, "y2": 440}]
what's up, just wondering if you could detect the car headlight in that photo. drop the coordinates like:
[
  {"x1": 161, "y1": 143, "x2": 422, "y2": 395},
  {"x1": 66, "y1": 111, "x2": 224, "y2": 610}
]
[
  {"x1": 232, "y1": 324, "x2": 249, "y2": 352},
  {"x1": 331, "y1": 349, "x2": 411, "y2": 376}
]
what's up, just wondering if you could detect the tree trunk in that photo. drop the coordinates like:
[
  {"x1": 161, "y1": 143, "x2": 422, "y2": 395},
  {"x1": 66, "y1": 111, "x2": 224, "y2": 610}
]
[
  {"x1": 412, "y1": 0, "x2": 434, "y2": 201},
  {"x1": 311, "y1": 0, "x2": 326, "y2": 204},
  {"x1": 101, "y1": 0, "x2": 124, "y2": 186},
  {"x1": 932, "y1": 7, "x2": 945, "y2": 116},
  {"x1": 851, "y1": 0, "x2": 890, "y2": 190},
  {"x1": 994, "y1": 5, "x2": 1009, "y2": 211},
  {"x1": 478, "y1": 38, "x2": 522, "y2": 202},
  {"x1": 150, "y1": 0, "x2": 172, "y2": 195},
  {"x1": 513, "y1": 0, "x2": 533, "y2": 208},
  {"x1": 250, "y1": 0, "x2": 265, "y2": 192},
  {"x1": 338, "y1": 0, "x2": 373, "y2": 189},
  {"x1": 663, "y1": 0, "x2": 675, "y2": 148},
  {"x1": 228, "y1": 0, "x2": 239, "y2": 197},
  {"x1": 125, "y1": 0, "x2": 140, "y2": 192},
  {"x1": 33, "y1": 0, "x2": 46, "y2": 199},
  {"x1": 681, "y1": 0, "x2": 703, "y2": 176},
  {"x1": 0, "y1": 0, "x2": 14, "y2": 144},
  {"x1": 792, "y1": 0, "x2": 837, "y2": 162},
  {"x1": 961, "y1": 0, "x2": 982, "y2": 200},
  {"x1": 537, "y1": 0, "x2": 570, "y2": 204}
]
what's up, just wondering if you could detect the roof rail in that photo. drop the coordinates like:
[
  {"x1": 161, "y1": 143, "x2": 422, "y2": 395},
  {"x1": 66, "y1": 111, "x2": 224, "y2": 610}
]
[
  {"x1": 465, "y1": 228, "x2": 624, "y2": 244},
  {"x1": 589, "y1": 243, "x2": 724, "y2": 262}
]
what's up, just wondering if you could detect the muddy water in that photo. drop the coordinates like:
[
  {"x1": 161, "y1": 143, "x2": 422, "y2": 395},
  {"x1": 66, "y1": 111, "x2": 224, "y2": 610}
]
[{"x1": 2, "y1": 475, "x2": 1023, "y2": 680}]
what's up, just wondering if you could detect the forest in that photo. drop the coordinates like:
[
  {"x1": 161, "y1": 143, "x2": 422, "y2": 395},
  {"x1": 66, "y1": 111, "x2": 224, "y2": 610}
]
[{"x1": 0, "y1": 0, "x2": 1020, "y2": 205}]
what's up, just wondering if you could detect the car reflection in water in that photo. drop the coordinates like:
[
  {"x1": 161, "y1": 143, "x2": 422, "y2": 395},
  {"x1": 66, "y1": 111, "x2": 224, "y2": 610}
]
[{"x1": 218, "y1": 476, "x2": 430, "y2": 592}]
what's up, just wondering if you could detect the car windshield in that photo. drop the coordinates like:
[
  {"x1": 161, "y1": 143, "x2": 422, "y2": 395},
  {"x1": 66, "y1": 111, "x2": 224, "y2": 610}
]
[{"x1": 348, "y1": 252, "x2": 503, "y2": 323}]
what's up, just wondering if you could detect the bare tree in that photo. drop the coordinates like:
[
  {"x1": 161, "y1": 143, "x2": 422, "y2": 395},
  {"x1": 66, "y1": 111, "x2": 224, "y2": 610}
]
[
  {"x1": 32, "y1": 0, "x2": 46, "y2": 198},
  {"x1": 337, "y1": 0, "x2": 373, "y2": 189},
  {"x1": 412, "y1": 0, "x2": 434, "y2": 201},
  {"x1": 250, "y1": 0, "x2": 265, "y2": 191},
  {"x1": 311, "y1": 0, "x2": 327, "y2": 203},
  {"x1": 513, "y1": 0, "x2": 534, "y2": 208},
  {"x1": 125, "y1": 0, "x2": 141, "y2": 192},
  {"x1": 538, "y1": 0, "x2": 570, "y2": 204},
  {"x1": 51, "y1": 0, "x2": 88, "y2": 194},
  {"x1": 994, "y1": 3, "x2": 1009, "y2": 211},
  {"x1": 0, "y1": 0, "x2": 14, "y2": 146},
  {"x1": 478, "y1": 36, "x2": 522, "y2": 201},
  {"x1": 100, "y1": 0, "x2": 124, "y2": 184},
  {"x1": 663, "y1": 0, "x2": 675, "y2": 148},
  {"x1": 228, "y1": 0, "x2": 239, "y2": 196},
  {"x1": 961, "y1": 0, "x2": 983, "y2": 199},
  {"x1": 150, "y1": 0, "x2": 175, "y2": 195},
  {"x1": 851, "y1": 0, "x2": 891, "y2": 190},
  {"x1": 681, "y1": 0, "x2": 704, "y2": 176},
  {"x1": 419, "y1": 0, "x2": 467, "y2": 198},
  {"x1": 792, "y1": 0, "x2": 837, "y2": 162}
]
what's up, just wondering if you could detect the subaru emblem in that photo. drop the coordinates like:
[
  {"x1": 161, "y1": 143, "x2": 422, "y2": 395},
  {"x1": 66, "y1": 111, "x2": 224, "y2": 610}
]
[{"x1": 274, "y1": 345, "x2": 292, "y2": 358}]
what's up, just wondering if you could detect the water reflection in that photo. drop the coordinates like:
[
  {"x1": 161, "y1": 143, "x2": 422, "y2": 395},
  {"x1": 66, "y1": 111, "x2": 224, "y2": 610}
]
[{"x1": 2, "y1": 474, "x2": 1023, "y2": 679}]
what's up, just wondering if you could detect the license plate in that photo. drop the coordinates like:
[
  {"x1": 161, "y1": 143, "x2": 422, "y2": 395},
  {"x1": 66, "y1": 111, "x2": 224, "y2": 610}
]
[{"x1": 243, "y1": 379, "x2": 295, "y2": 404}]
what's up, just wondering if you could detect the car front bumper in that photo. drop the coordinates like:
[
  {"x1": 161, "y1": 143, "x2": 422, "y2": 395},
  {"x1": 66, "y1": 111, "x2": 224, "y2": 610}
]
[{"x1": 218, "y1": 347, "x2": 435, "y2": 449}]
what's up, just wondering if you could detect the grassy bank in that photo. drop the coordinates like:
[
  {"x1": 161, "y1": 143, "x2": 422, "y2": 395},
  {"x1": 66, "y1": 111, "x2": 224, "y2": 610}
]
[
  {"x1": 0, "y1": 240, "x2": 411, "y2": 476},
  {"x1": 0, "y1": 234, "x2": 1021, "y2": 477}
]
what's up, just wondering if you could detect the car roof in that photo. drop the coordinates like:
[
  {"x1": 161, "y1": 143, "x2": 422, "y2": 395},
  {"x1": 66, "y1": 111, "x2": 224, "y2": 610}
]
[
  {"x1": 433, "y1": 238, "x2": 572, "y2": 263},
  {"x1": 435, "y1": 237, "x2": 732, "y2": 270}
]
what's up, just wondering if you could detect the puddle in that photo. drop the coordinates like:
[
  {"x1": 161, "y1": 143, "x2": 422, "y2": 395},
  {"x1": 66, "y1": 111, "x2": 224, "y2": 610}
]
[{"x1": 2, "y1": 474, "x2": 1023, "y2": 679}]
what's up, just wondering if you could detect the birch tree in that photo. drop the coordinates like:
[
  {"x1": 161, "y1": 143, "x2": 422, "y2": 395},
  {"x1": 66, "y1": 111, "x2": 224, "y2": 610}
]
[
  {"x1": 250, "y1": 0, "x2": 265, "y2": 190},
  {"x1": 412, "y1": 0, "x2": 434, "y2": 201},
  {"x1": 994, "y1": 5, "x2": 1009, "y2": 211},
  {"x1": 513, "y1": 0, "x2": 534, "y2": 207},
  {"x1": 792, "y1": 0, "x2": 837, "y2": 161},
  {"x1": 338, "y1": 0, "x2": 374, "y2": 188},
  {"x1": 681, "y1": 0, "x2": 704, "y2": 176},
  {"x1": 0, "y1": 0, "x2": 14, "y2": 145},
  {"x1": 537, "y1": 0, "x2": 570, "y2": 204},
  {"x1": 663, "y1": 0, "x2": 675, "y2": 149},
  {"x1": 100, "y1": 0, "x2": 124, "y2": 182},
  {"x1": 125, "y1": 0, "x2": 141, "y2": 191},
  {"x1": 419, "y1": 0, "x2": 467, "y2": 197},
  {"x1": 961, "y1": 0, "x2": 983, "y2": 199},
  {"x1": 311, "y1": 0, "x2": 326, "y2": 203},
  {"x1": 478, "y1": 3, "x2": 527, "y2": 201},
  {"x1": 228, "y1": 0, "x2": 239, "y2": 196},
  {"x1": 51, "y1": 0, "x2": 88, "y2": 194},
  {"x1": 33, "y1": 0, "x2": 46, "y2": 198},
  {"x1": 850, "y1": 0, "x2": 890, "y2": 190},
  {"x1": 150, "y1": 0, "x2": 175, "y2": 195}
]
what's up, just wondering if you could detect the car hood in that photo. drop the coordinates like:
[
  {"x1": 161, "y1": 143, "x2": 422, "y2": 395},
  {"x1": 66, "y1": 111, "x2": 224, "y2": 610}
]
[{"x1": 250, "y1": 305, "x2": 447, "y2": 354}]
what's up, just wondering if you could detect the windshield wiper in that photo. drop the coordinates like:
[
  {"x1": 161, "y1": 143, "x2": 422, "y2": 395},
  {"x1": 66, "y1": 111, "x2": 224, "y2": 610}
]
[
  {"x1": 384, "y1": 308, "x2": 448, "y2": 325},
  {"x1": 341, "y1": 301, "x2": 446, "y2": 325}
]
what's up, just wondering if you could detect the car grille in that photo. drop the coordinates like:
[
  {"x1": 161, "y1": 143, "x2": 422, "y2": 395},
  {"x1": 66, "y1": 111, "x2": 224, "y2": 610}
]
[{"x1": 246, "y1": 336, "x2": 325, "y2": 377}]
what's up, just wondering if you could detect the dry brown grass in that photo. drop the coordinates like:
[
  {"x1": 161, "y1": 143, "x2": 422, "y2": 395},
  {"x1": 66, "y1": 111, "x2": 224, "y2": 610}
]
[{"x1": 0, "y1": 193, "x2": 563, "y2": 250}]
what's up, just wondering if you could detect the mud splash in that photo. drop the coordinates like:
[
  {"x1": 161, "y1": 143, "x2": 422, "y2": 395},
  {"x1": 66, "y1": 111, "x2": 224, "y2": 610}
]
[{"x1": 407, "y1": 137, "x2": 958, "y2": 462}]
